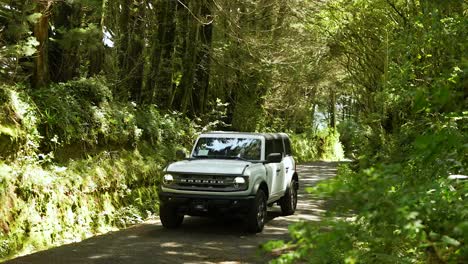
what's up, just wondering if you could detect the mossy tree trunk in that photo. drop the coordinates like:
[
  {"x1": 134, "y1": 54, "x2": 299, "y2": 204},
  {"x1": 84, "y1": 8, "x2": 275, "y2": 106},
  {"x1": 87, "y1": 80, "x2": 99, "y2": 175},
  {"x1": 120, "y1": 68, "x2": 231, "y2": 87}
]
[
  {"x1": 146, "y1": 0, "x2": 177, "y2": 107},
  {"x1": 179, "y1": 0, "x2": 200, "y2": 115},
  {"x1": 115, "y1": 0, "x2": 145, "y2": 102},
  {"x1": 193, "y1": 0, "x2": 213, "y2": 115},
  {"x1": 32, "y1": 0, "x2": 52, "y2": 89}
]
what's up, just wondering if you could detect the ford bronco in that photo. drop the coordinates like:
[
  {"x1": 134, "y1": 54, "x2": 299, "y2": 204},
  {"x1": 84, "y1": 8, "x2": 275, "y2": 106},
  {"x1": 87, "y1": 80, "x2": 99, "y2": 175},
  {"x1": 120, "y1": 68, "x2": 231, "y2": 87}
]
[{"x1": 158, "y1": 132, "x2": 299, "y2": 233}]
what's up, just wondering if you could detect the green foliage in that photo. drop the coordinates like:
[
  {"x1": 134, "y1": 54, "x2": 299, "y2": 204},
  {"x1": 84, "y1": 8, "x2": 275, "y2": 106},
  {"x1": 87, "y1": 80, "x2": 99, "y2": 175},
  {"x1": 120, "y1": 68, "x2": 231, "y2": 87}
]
[
  {"x1": 290, "y1": 129, "x2": 344, "y2": 162},
  {"x1": 0, "y1": 148, "x2": 165, "y2": 260},
  {"x1": 0, "y1": 78, "x2": 198, "y2": 261},
  {"x1": 0, "y1": 1, "x2": 38, "y2": 83},
  {"x1": 266, "y1": 0, "x2": 467, "y2": 263},
  {"x1": 270, "y1": 132, "x2": 467, "y2": 263},
  {"x1": 337, "y1": 120, "x2": 367, "y2": 159},
  {"x1": 1, "y1": 0, "x2": 465, "y2": 261},
  {"x1": 32, "y1": 77, "x2": 117, "y2": 148},
  {"x1": 55, "y1": 23, "x2": 102, "y2": 52},
  {"x1": 0, "y1": 84, "x2": 41, "y2": 158},
  {"x1": 26, "y1": 77, "x2": 197, "y2": 155},
  {"x1": 197, "y1": 98, "x2": 231, "y2": 132},
  {"x1": 232, "y1": 94, "x2": 265, "y2": 132}
]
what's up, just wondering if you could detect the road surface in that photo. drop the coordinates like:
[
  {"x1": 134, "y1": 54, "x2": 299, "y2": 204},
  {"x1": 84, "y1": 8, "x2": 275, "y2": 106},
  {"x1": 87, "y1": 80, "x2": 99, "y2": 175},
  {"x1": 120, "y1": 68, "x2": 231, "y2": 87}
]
[{"x1": 5, "y1": 162, "x2": 338, "y2": 264}]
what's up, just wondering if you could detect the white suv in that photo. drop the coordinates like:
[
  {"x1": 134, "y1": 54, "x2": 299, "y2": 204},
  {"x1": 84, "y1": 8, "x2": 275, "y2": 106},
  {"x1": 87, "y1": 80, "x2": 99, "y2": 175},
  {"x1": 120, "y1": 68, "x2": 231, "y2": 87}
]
[{"x1": 158, "y1": 132, "x2": 299, "y2": 233}]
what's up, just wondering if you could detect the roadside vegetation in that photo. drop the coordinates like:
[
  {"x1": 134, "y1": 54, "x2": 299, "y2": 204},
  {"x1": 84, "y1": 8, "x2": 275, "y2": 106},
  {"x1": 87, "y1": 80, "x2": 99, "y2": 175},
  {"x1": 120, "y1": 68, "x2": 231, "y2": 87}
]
[
  {"x1": 0, "y1": 0, "x2": 465, "y2": 262},
  {"x1": 0, "y1": 79, "x2": 197, "y2": 259},
  {"x1": 263, "y1": 0, "x2": 467, "y2": 263}
]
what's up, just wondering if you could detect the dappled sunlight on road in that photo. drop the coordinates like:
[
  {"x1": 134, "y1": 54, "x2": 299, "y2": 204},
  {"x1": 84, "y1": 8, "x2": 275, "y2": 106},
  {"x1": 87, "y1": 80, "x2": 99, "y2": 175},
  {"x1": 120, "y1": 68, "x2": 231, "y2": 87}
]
[{"x1": 5, "y1": 162, "x2": 339, "y2": 264}]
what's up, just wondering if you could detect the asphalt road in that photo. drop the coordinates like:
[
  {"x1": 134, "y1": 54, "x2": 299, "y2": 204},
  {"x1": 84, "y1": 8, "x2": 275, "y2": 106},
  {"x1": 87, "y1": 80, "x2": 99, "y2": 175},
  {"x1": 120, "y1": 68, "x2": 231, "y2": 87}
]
[{"x1": 5, "y1": 162, "x2": 338, "y2": 264}]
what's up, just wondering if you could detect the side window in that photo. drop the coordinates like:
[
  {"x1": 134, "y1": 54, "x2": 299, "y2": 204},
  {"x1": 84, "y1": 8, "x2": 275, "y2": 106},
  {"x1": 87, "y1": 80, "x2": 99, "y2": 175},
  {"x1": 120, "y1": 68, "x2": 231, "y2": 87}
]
[
  {"x1": 265, "y1": 139, "x2": 274, "y2": 156},
  {"x1": 273, "y1": 139, "x2": 284, "y2": 155},
  {"x1": 266, "y1": 138, "x2": 285, "y2": 156},
  {"x1": 284, "y1": 138, "x2": 292, "y2": 156}
]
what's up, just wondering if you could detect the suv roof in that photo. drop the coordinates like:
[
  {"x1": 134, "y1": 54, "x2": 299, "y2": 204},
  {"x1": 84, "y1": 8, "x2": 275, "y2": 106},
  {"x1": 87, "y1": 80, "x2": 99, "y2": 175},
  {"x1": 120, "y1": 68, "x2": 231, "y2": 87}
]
[{"x1": 203, "y1": 131, "x2": 290, "y2": 140}]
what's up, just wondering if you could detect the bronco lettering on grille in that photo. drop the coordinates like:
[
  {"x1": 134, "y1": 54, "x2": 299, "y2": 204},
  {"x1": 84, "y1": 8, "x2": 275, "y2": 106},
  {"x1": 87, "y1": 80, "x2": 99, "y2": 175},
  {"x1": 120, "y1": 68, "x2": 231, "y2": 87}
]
[{"x1": 171, "y1": 174, "x2": 238, "y2": 191}]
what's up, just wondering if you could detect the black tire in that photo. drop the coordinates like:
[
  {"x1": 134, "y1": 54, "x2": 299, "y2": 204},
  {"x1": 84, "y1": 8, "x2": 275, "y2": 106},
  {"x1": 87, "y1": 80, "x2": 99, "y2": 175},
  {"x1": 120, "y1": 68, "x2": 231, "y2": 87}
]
[
  {"x1": 159, "y1": 203, "x2": 184, "y2": 229},
  {"x1": 246, "y1": 189, "x2": 267, "y2": 233},
  {"x1": 280, "y1": 179, "x2": 298, "y2": 216}
]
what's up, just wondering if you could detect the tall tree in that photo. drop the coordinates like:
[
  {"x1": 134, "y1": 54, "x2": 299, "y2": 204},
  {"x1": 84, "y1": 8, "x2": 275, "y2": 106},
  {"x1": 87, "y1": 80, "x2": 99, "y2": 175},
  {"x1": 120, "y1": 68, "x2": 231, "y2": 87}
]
[
  {"x1": 193, "y1": 0, "x2": 213, "y2": 115},
  {"x1": 114, "y1": 0, "x2": 145, "y2": 101},
  {"x1": 88, "y1": 0, "x2": 106, "y2": 76},
  {"x1": 145, "y1": 0, "x2": 177, "y2": 107},
  {"x1": 49, "y1": 1, "x2": 80, "y2": 82},
  {"x1": 179, "y1": 0, "x2": 200, "y2": 115},
  {"x1": 32, "y1": 0, "x2": 53, "y2": 88}
]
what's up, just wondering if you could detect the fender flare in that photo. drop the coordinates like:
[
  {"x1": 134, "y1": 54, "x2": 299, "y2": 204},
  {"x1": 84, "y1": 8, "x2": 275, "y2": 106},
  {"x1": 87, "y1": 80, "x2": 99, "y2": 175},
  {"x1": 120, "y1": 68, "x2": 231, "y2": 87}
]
[{"x1": 251, "y1": 179, "x2": 269, "y2": 198}]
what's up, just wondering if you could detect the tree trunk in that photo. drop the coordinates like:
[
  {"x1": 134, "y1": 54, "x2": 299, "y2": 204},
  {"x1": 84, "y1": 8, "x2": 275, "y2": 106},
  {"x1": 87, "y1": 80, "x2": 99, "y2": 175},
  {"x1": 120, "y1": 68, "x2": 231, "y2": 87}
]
[
  {"x1": 329, "y1": 88, "x2": 336, "y2": 129},
  {"x1": 116, "y1": 0, "x2": 145, "y2": 102},
  {"x1": 180, "y1": 0, "x2": 200, "y2": 115},
  {"x1": 89, "y1": 0, "x2": 107, "y2": 76},
  {"x1": 194, "y1": 0, "x2": 213, "y2": 115},
  {"x1": 32, "y1": 0, "x2": 51, "y2": 88},
  {"x1": 115, "y1": 0, "x2": 130, "y2": 100},
  {"x1": 170, "y1": 0, "x2": 189, "y2": 110},
  {"x1": 146, "y1": 0, "x2": 177, "y2": 107},
  {"x1": 128, "y1": 0, "x2": 145, "y2": 103},
  {"x1": 49, "y1": 1, "x2": 81, "y2": 82}
]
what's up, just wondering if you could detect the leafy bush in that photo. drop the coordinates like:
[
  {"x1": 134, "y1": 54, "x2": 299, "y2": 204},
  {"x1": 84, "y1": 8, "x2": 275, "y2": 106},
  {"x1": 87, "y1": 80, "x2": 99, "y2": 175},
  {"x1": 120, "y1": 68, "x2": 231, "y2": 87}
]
[
  {"x1": 25, "y1": 77, "x2": 198, "y2": 157},
  {"x1": 0, "y1": 84, "x2": 41, "y2": 159},
  {"x1": 32, "y1": 77, "x2": 138, "y2": 149},
  {"x1": 266, "y1": 114, "x2": 467, "y2": 263},
  {"x1": 0, "y1": 78, "x2": 198, "y2": 261},
  {"x1": 291, "y1": 129, "x2": 344, "y2": 162},
  {"x1": 265, "y1": 1, "x2": 466, "y2": 259},
  {"x1": 337, "y1": 120, "x2": 368, "y2": 159}
]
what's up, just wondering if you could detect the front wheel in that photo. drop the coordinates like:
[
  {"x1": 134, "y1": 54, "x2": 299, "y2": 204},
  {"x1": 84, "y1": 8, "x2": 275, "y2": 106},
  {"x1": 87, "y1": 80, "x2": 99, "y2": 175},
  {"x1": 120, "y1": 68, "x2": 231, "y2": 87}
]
[
  {"x1": 280, "y1": 179, "x2": 298, "y2": 216},
  {"x1": 159, "y1": 203, "x2": 184, "y2": 229},
  {"x1": 246, "y1": 190, "x2": 267, "y2": 233}
]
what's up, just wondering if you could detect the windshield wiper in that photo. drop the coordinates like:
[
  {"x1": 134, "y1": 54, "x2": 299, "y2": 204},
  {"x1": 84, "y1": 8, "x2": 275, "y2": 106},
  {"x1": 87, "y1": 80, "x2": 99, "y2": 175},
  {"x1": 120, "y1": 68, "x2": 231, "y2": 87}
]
[
  {"x1": 192, "y1": 155, "x2": 209, "y2": 159},
  {"x1": 226, "y1": 156, "x2": 249, "y2": 161},
  {"x1": 193, "y1": 155, "x2": 229, "y2": 159},
  {"x1": 192, "y1": 155, "x2": 251, "y2": 161}
]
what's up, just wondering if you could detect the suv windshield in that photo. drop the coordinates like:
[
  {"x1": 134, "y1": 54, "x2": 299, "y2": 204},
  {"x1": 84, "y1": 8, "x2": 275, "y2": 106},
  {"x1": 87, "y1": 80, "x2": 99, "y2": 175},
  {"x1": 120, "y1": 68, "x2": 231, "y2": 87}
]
[{"x1": 193, "y1": 137, "x2": 261, "y2": 161}]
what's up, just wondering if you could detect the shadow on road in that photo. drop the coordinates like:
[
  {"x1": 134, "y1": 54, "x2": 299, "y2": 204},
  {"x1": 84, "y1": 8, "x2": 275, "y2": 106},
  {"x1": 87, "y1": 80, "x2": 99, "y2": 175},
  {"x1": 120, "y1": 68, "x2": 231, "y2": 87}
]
[{"x1": 5, "y1": 162, "x2": 339, "y2": 264}]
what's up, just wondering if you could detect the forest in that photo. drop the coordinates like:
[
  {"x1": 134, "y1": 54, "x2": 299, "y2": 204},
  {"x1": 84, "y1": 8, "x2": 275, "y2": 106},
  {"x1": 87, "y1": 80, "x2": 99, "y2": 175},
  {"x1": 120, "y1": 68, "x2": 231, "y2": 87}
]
[{"x1": 0, "y1": 0, "x2": 466, "y2": 263}]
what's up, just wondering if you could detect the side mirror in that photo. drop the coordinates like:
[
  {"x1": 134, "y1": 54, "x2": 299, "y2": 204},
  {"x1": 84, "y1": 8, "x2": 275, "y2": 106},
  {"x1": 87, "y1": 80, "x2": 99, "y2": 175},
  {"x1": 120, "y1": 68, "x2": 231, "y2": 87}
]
[
  {"x1": 266, "y1": 153, "x2": 282, "y2": 163},
  {"x1": 175, "y1": 149, "x2": 187, "y2": 160}
]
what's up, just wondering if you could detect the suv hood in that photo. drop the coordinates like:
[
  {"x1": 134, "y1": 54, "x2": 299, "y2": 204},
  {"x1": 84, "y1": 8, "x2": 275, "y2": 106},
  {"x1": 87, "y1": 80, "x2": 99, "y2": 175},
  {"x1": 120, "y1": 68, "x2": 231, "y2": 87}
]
[{"x1": 166, "y1": 159, "x2": 251, "y2": 175}]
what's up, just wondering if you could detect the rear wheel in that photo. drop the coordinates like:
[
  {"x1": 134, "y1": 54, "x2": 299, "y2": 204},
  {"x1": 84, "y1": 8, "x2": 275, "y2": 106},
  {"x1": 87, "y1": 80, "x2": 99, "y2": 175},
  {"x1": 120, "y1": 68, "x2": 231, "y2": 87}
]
[
  {"x1": 280, "y1": 179, "x2": 298, "y2": 216},
  {"x1": 246, "y1": 190, "x2": 267, "y2": 233},
  {"x1": 160, "y1": 203, "x2": 184, "y2": 229}
]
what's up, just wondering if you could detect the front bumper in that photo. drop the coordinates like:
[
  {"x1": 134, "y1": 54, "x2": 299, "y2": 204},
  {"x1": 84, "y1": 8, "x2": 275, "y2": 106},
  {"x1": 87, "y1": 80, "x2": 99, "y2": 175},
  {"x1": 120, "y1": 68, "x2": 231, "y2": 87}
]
[{"x1": 159, "y1": 192, "x2": 255, "y2": 216}]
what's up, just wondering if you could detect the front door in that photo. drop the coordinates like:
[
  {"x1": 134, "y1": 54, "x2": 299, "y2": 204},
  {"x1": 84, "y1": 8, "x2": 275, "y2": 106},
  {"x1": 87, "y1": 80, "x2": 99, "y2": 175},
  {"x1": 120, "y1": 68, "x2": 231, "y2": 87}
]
[{"x1": 264, "y1": 138, "x2": 286, "y2": 201}]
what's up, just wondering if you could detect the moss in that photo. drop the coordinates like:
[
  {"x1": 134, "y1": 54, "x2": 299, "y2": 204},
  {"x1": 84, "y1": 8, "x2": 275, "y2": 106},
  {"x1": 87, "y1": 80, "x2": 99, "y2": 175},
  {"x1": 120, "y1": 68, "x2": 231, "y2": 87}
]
[
  {"x1": 0, "y1": 80, "x2": 197, "y2": 261},
  {"x1": 0, "y1": 147, "x2": 172, "y2": 261}
]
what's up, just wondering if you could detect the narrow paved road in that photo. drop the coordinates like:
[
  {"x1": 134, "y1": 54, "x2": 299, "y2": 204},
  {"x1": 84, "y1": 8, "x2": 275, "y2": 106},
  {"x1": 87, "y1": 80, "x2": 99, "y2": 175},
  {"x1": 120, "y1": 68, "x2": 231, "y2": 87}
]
[{"x1": 5, "y1": 162, "x2": 338, "y2": 264}]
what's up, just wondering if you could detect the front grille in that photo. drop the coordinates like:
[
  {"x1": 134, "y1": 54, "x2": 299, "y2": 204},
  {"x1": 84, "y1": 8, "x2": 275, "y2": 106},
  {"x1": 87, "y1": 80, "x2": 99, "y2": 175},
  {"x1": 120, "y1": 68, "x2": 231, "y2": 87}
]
[{"x1": 170, "y1": 173, "x2": 246, "y2": 192}]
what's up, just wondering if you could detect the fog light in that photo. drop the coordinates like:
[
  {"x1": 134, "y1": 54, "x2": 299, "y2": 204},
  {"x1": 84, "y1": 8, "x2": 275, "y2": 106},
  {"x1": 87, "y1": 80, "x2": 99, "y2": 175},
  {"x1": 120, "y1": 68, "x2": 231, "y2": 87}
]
[{"x1": 163, "y1": 174, "x2": 174, "y2": 185}]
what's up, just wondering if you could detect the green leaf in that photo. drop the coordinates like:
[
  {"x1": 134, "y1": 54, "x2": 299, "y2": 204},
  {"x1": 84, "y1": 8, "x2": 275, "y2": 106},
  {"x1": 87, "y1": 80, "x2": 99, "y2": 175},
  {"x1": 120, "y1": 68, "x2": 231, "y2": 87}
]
[
  {"x1": 19, "y1": 37, "x2": 40, "y2": 57},
  {"x1": 441, "y1": 235, "x2": 460, "y2": 247},
  {"x1": 27, "y1": 13, "x2": 43, "y2": 24}
]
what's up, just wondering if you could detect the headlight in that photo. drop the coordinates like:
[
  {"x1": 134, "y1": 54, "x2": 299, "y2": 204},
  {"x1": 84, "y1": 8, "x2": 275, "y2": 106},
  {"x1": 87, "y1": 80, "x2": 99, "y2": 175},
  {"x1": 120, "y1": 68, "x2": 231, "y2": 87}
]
[
  {"x1": 163, "y1": 174, "x2": 174, "y2": 185},
  {"x1": 233, "y1": 176, "x2": 248, "y2": 190},
  {"x1": 234, "y1": 177, "x2": 246, "y2": 184}
]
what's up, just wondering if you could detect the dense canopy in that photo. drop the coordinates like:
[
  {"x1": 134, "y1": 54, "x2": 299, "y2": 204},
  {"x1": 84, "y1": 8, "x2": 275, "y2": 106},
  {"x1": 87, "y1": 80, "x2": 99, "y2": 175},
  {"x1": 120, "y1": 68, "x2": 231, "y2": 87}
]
[{"x1": 0, "y1": 0, "x2": 466, "y2": 262}]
